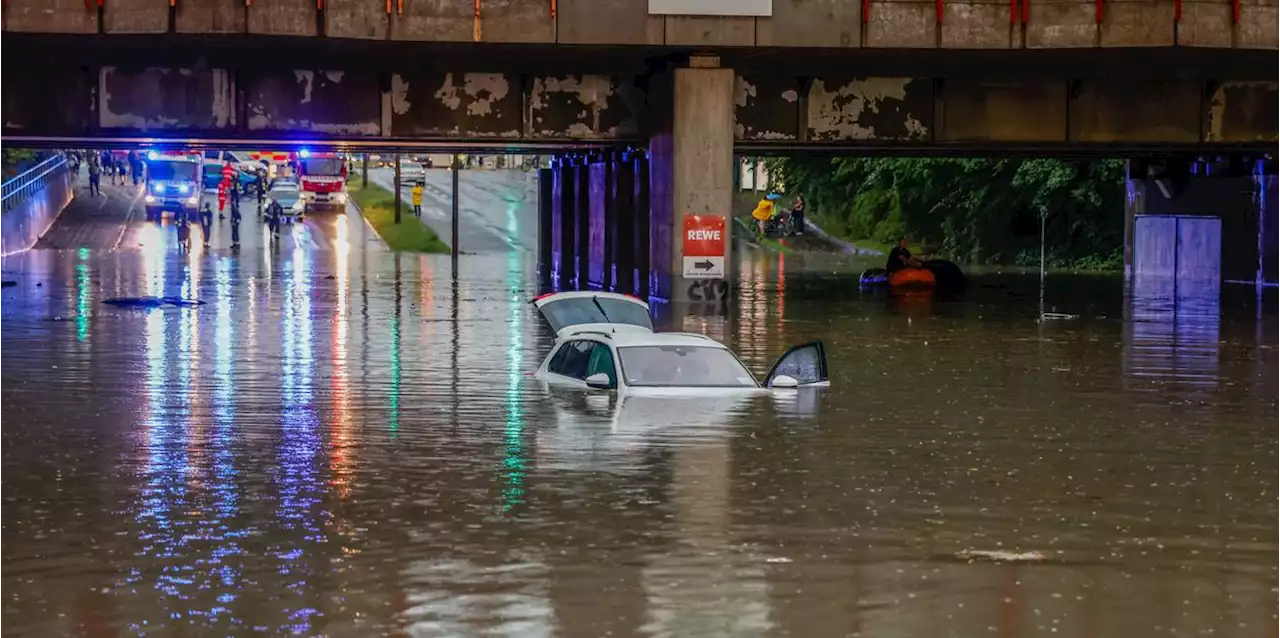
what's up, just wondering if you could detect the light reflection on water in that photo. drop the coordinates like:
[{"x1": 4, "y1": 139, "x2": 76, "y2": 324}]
[{"x1": 1, "y1": 245, "x2": 1276, "y2": 637}]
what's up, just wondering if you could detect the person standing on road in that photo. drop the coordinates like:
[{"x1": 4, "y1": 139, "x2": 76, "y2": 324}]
[
  {"x1": 87, "y1": 154, "x2": 102, "y2": 197},
  {"x1": 411, "y1": 183, "x2": 424, "y2": 217},
  {"x1": 791, "y1": 195, "x2": 806, "y2": 235}
]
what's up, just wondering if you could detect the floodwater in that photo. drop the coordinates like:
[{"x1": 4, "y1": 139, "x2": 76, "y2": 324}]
[{"x1": 2, "y1": 229, "x2": 1277, "y2": 637}]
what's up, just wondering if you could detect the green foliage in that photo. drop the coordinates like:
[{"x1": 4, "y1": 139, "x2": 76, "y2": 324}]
[
  {"x1": 347, "y1": 181, "x2": 451, "y2": 254},
  {"x1": 764, "y1": 156, "x2": 1124, "y2": 269}
]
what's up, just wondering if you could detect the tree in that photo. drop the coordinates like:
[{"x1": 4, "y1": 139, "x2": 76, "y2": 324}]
[{"x1": 765, "y1": 156, "x2": 1124, "y2": 269}]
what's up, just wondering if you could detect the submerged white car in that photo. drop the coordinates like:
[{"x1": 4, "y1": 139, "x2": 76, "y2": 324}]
[{"x1": 532, "y1": 292, "x2": 829, "y2": 393}]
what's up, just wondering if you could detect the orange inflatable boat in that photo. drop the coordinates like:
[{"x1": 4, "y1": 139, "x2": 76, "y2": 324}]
[{"x1": 887, "y1": 267, "x2": 937, "y2": 289}]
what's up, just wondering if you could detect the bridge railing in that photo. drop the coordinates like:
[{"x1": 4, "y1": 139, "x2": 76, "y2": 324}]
[{"x1": 2, "y1": 154, "x2": 68, "y2": 214}]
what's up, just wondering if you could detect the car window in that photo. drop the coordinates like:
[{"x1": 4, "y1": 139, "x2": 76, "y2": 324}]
[
  {"x1": 548, "y1": 340, "x2": 595, "y2": 380},
  {"x1": 617, "y1": 345, "x2": 758, "y2": 388},
  {"x1": 586, "y1": 343, "x2": 617, "y2": 388}
]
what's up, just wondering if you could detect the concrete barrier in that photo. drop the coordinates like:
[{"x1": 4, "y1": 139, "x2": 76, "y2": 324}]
[{"x1": 1, "y1": 163, "x2": 73, "y2": 256}]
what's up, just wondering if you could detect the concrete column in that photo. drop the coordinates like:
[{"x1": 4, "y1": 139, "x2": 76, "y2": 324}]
[
  {"x1": 1256, "y1": 163, "x2": 1278, "y2": 287},
  {"x1": 613, "y1": 153, "x2": 636, "y2": 294},
  {"x1": 1125, "y1": 156, "x2": 1268, "y2": 287},
  {"x1": 648, "y1": 62, "x2": 736, "y2": 303},
  {"x1": 587, "y1": 156, "x2": 614, "y2": 290},
  {"x1": 538, "y1": 167, "x2": 554, "y2": 284},
  {"x1": 634, "y1": 153, "x2": 651, "y2": 299},
  {"x1": 552, "y1": 157, "x2": 576, "y2": 289},
  {"x1": 574, "y1": 156, "x2": 591, "y2": 289}
]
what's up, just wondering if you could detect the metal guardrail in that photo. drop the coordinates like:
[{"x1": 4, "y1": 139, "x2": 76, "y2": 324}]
[{"x1": 1, "y1": 154, "x2": 69, "y2": 214}]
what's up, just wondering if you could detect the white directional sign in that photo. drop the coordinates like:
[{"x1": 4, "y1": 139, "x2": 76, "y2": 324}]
[
  {"x1": 649, "y1": 0, "x2": 772, "y2": 16},
  {"x1": 683, "y1": 255, "x2": 725, "y2": 279}
]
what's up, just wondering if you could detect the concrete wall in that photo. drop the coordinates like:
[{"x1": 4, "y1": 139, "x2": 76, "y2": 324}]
[
  {"x1": 103, "y1": 0, "x2": 168, "y2": 33},
  {"x1": 245, "y1": 69, "x2": 380, "y2": 135},
  {"x1": 248, "y1": 0, "x2": 317, "y2": 36},
  {"x1": 3, "y1": 0, "x2": 99, "y2": 33},
  {"x1": 99, "y1": 67, "x2": 236, "y2": 131},
  {"x1": 4, "y1": 0, "x2": 1273, "y2": 50},
  {"x1": 326, "y1": 0, "x2": 388, "y2": 39},
  {"x1": 1, "y1": 166, "x2": 74, "y2": 256},
  {"x1": 3, "y1": 60, "x2": 1276, "y2": 147},
  {"x1": 176, "y1": 0, "x2": 246, "y2": 34}
]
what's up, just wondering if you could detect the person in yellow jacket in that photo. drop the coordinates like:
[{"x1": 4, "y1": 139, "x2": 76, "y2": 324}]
[
  {"x1": 410, "y1": 183, "x2": 424, "y2": 217},
  {"x1": 751, "y1": 193, "x2": 781, "y2": 234}
]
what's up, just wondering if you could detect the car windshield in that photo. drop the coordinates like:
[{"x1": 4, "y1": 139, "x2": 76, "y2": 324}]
[
  {"x1": 302, "y1": 158, "x2": 344, "y2": 175},
  {"x1": 617, "y1": 345, "x2": 758, "y2": 388},
  {"x1": 148, "y1": 160, "x2": 197, "y2": 181}
]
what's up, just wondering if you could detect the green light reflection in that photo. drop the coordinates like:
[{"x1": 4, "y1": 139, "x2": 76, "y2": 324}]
[
  {"x1": 75, "y1": 248, "x2": 91, "y2": 342},
  {"x1": 501, "y1": 204, "x2": 527, "y2": 514}
]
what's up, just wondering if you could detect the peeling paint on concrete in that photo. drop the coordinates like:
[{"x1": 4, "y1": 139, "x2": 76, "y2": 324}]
[
  {"x1": 1206, "y1": 81, "x2": 1279, "y2": 142},
  {"x1": 98, "y1": 66, "x2": 233, "y2": 130},
  {"x1": 434, "y1": 73, "x2": 511, "y2": 118},
  {"x1": 246, "y1": 69, "x2": 381, "y2": 135},
  {"x1": 295, "y1": 70, "x2": 315, "y2": 104},
  {"x1": 528, "y1": 75, "x2": 628, "y2": 139},
  {"x1": 807, "y1": 77, "x2": 930, "y2": 140},
  {"x1": 392, "y1": 70, "x2": 522, "y2": 138},
  {"x1": 733, "y1": 72, "x2": 800, "y2": 141},
  {"x1": 736, "y1": 76, "x2": 757, "y2": 108},
  {"x1": 391, "y1": 74, "x2": 411, "y2": 115}
]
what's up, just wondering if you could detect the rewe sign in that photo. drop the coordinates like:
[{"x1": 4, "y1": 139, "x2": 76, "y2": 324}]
[
  {"x1": 682, "y1": 214, "x2": 726, "y2": 279},
  {"x1": 648, "y1": 0, "x2": 772, "y2": 17}
]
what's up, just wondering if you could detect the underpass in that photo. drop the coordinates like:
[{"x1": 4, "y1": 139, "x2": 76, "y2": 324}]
[{"x1": 29, "y1": 164, "x2": 386, "y2": 258}]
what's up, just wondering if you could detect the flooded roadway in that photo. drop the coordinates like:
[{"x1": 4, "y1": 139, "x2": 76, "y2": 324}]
[{"x1": 2, "y1": 198, "x2": 1277, "y2": 636}]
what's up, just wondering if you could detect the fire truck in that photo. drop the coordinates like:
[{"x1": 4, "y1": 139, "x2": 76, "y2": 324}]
[
  {"x1": 143, "y1": 150, "x2": 202, "y2": 221},
  {"x1": 296, "y1": 150, "x2": 348, "y2": 210}
]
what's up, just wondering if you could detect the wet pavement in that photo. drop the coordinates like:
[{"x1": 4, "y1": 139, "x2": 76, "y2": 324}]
[
  {"x1": 369, "y1": 168, "x2": 537, "y2": 253},
  {"x1": 1, "y1": 203, "x2": 1277, "y2": 636}
]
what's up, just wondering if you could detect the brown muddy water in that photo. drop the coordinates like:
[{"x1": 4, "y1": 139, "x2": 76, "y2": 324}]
[{"x1": 2, "y1": 235, "x2": 1276, "y2": 637}]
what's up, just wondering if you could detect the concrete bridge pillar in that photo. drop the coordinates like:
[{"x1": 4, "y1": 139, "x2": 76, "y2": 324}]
[
  {"x1": 1125, "y1": 156, "x2": 1277, "y2": 291},
  {"x1": 613, "y1": 152, "x2": 636, "y2": 294},
  {"x1": 587, "y1": 153, "x2": 614, "y2": 290},
  {"x1": 573, "y1": 156, "x2": 591, "y2": 288},
  {"x1": 634, "y1": 152, "x2": 651, "y2": 299},
  {"x1": 537, "y1": 167, "x2": 553, "y2": 285},
  {"x1": 551, "y1": 155, "x2": 577, "y2": 289},
  {"x1": 648, "y1": 60, "x2": 736, "y2": 304}
]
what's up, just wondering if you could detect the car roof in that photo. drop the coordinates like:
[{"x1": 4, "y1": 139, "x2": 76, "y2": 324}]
[{"x1": 559, "y1": 324, "x2": 729, "y2": 349}]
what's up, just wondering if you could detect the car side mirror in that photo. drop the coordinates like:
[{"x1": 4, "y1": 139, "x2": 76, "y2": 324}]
[
  {"x1": 585, "y1": 373, "x2": 612, "y2": 389},
  {"x1": 770, "y1": 374, "x2": 800, "y2": 389}
]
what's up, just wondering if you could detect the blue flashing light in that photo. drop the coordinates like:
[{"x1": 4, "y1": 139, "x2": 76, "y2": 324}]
[
  {"x1": 147, "y1": 151, "x2": 159, "y2": 161},
  {"x1": 299, "y1": 149, "x2": 311, "y2": 159}
]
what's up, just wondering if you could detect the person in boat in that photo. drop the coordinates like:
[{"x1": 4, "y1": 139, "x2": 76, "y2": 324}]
[{"x1": 886, "y1": 236, "x2": 925, "y2": 272}]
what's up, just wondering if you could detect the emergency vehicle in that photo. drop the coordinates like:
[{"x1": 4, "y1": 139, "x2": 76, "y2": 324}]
[
  {"x1": 296, "y1": 150, "x2": 348, "y2": 210},
  {"x1": 143, "y1": 151, "x2": 202, "y2": 221}
]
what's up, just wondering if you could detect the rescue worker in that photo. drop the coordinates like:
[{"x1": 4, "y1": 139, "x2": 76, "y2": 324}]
[
  {"x1": 230, "y1": 196, "x2": 242, "y2": 249},
  {"x1": 411, "y1": 182, "x2": 424, "y2": 217},
  {"x1": 200, "y1": 201, "x2": 214, "y2": 247},
  {"x1": 886, "y1": 236, "x2": 925, "y2": 272},
  {"x1": 175, "y1": 206, "x2": 190, "y2": 247},
  {"x1": 216, "y1": 179, "x2": 229, "y2": 214}
]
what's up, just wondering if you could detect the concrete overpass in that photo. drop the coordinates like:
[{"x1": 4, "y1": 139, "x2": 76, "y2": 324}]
[{"x1": 3, "y1": 1, "x2": 1275, "y2": 302}]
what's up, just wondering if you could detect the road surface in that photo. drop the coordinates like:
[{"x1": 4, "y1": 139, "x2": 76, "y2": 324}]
[
  {"x1": 367, "y1": 167, "x2": 537, "y2": 254},
  {"x1": 35, "y1": 169, "x2": 383, "y2": 256}
]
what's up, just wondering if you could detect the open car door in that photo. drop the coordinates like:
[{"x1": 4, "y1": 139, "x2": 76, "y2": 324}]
[
  {"x1": 764, "y1": 341, "x2": 829, "y2": 388},
  {"x1": 532, "y1": 292, "x2": 653, "y2": 334}
]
